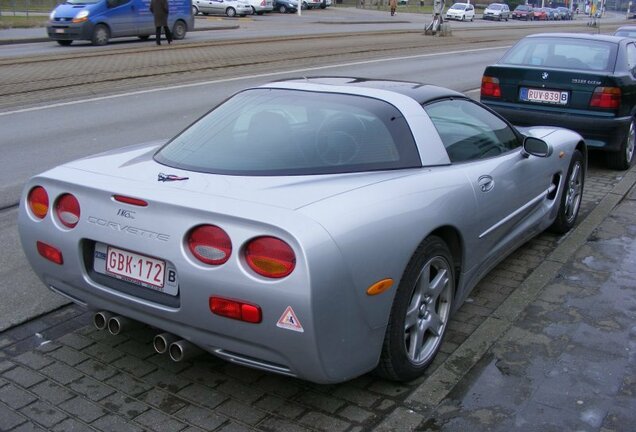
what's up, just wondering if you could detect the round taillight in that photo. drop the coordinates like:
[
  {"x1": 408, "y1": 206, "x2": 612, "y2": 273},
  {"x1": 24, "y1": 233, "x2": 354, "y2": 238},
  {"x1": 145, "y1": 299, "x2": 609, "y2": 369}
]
[
  {"x1": 55, "y1": 194, "x2": 81, "y2": 228},
  {"x1": 245, "y1": 236, "x2": 295, "y2": 278},
  {"x1": 188, "y1": 225, "x2": 232, "y2": 265},
  {"x1": 28, "y1": 186, "x2": 49, "y2": 219}
]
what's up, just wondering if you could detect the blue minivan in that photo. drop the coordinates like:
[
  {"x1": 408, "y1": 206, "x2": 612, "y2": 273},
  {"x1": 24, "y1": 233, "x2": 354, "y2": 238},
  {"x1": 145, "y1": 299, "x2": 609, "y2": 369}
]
[{"x1": 47, "y1": 0, "x2": 194, "y2": 46}]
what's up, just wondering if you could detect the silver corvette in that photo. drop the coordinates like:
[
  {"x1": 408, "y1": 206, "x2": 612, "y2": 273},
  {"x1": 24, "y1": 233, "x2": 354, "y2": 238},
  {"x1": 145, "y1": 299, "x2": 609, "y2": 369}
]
[{"x1": 18, "y1": 77, "x2": 586, "y2": 384}]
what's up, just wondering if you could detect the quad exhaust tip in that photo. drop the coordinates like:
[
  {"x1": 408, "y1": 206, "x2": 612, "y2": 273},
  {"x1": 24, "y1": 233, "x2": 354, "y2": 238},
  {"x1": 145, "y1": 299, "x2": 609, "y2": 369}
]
[
  {"x1": 93, "y1": 311, "x2": 113, "y2": 331},
  {"x1": 168, "y1": 339, "x2": 203, "y2": 362},
  {"x1": 153, "y1": 333, "x2": 179, "y2": 354},
  {"x1": 107, "y1": 316, "x2": 141, "y2": 335}
]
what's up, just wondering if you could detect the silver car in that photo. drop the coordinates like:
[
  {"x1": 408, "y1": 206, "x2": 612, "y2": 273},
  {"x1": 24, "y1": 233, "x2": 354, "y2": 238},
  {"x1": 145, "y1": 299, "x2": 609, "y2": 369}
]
[
  {"x1": 192, "y1": 0, "x2": 252, "y2": 17},
  {"x1": 18, "y1": 77, "x2": 585, "y2": 384},
  {"x1": 483, "y1": 2, "x2": 510, "y2": 20}
]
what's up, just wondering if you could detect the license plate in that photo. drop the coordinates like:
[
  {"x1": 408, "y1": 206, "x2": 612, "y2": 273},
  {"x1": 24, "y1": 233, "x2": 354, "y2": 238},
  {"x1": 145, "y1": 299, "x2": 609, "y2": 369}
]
[
  {"x1": 55, "y1": 29, "x2": 65, "y2": 34},
  {"x1": 520, "y1": 87, "x2": 569, "y2": 105},
  {"x1": 93, "y1": 243, "x2": 179, "y2": 295}
]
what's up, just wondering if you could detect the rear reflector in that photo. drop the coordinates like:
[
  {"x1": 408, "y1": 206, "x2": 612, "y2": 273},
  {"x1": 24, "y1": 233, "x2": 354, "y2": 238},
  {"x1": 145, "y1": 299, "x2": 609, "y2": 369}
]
[
  {"x1": 209, "y1": 296, "x2": 262, "y2": 323},
  {"x1": 28, "y1": 186, "x2": 49, "y2": 219},
  {"x1": 245, "y1": 236, "x2": 296, "y2": 278},
  {"x1": 113, "y1": 195, "x2": 148, "y2": 207},
  {"x1": 37, "y1": 241, "x2": 63, "y2": 265},
  {"x1": 590, "y1": 86, "x2": 621, "y2": 109},
  {"x1": 481, "y1": 76, "x2": 501, "y2": 98},
  {"x1": 55, "y1": 194, "x2": 80, "y2": 228},
  {"x1": 187, "y1": 225, "x2": 232, "y2": 265}
]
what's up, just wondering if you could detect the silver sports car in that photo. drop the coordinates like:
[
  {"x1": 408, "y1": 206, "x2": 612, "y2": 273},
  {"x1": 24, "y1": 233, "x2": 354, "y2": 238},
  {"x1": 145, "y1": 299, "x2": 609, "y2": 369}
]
[{"x1": 18, "y1": 77, "x2": 586, "y2": 384}]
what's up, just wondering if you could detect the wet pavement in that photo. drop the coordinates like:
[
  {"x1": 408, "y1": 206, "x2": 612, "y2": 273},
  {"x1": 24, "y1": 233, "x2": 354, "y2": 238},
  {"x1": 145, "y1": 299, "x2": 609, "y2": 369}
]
[{"x1": 0, "y1": 162, "x2": 634, "y2": 431}]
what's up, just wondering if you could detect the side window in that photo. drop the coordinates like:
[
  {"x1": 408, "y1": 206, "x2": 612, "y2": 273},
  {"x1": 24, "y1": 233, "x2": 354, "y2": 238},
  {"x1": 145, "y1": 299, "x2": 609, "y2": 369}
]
[
  {"x1": 626, "y1": 43, "x2": 636, "y2": 72},
  {"x1": 107, "y1": 0, "x2": 130, "y2": 7},
  {"x1": 423, "y1": 99, "x2": 520, "y2": 163}
]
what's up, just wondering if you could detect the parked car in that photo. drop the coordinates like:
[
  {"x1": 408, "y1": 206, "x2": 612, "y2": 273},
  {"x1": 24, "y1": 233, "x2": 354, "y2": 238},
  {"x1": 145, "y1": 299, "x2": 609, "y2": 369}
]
[
  {"x1": 273, "y1": 0, "x2": 298, "y2": 12},
  {"x1": 614, "y1": 25, "x2": 636, "y2": 38},
  {"x1": 247, "y1": 0, "x2": 273, "y2": 14},
  {"x1": 481, "y1": 33, "x2": 636, "y2": 170},
  {"x1": 47, "y1": 0, "x2": 193, "y2": 46},
  {"x1": 545, "y1": 7, "x2": 559, "y2": 20},
  {"x1": 19, "y1": 76, "x2": 586, "y2": 384},
  {"x1": 533, "y1": 7, "x2": 548, "y2": 20},
  {"x1": 445, "y1": 2, "x2": 475, "y2": 21},
  {"x1": 556, "y1": 6, "x2": 573, "y2": 19},
  {"x1": 302, "y1": 0, "x2": 321, "y2": 8},
  {"x1": 511, "y1": 4, "x2": 534, "y2": 20},
  {"x1": 192, "y1": 0, "x2": 252, "y2": 17},
  {"x1": 482, "y1": 3, "x2": 510, "y2": 21}
]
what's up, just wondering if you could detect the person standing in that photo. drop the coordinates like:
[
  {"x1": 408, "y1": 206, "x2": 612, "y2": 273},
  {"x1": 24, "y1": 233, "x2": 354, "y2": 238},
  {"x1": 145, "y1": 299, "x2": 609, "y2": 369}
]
[
  {"x1": 150, "y1": 0, "x2": 172, "y2": 45},
  {"x1": 389, "y1": 0, "x2": 397, "y2": 16}
]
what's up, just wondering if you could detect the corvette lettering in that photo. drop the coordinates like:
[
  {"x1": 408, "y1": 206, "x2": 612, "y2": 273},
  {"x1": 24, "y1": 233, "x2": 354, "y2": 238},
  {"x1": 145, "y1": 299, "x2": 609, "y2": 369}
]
[{"x1": 87, "y1": 216, "x2": 170, "y2": 241}]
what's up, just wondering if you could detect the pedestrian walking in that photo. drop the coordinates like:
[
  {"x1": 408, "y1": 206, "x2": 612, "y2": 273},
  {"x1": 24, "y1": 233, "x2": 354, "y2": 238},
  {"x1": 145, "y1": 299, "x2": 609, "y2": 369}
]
[
  {"x1": 389, "y1": 0, "x2": 397, "y2": 15},
  {"x1": 150, "y1": 0, "x2": 172, "y2": 45}
]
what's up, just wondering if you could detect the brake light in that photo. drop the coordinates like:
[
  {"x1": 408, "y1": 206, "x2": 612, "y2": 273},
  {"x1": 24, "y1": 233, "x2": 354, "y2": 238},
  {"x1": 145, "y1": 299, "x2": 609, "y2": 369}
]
[
  {"x1": 28, "y1": 186, "x2": 49, "y2": 219},
  {"x1": 113, "y1": 195, "x2": 148, "y2": 207},
  {"x1": 187, "y1": 225, "x2": 232, "y2": 265},
  {"x1": 55, "y1": 194, "x2": 81, "y2": 228},
  {"x1": 481, "y1": 76, "x2": 501, "y2": 98},
  {"x1": 590, "y1": 86, "x2": 621, "y2": 109},
  {"x1": 37, "y1": 241, "x2": 63, "y2": 265},
  {"x1": 245, "y1": 236, "x2": 295, "y2": 278},
  {"x1": 209, "y1": 296, "x2": 262, "y2": 323}
]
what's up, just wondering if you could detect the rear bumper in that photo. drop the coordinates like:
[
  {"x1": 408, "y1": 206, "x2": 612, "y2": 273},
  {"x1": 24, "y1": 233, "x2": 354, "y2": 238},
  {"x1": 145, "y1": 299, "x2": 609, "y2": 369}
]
[{"x1": 483, "y1": 100, "x2": 630, "y2": 151}]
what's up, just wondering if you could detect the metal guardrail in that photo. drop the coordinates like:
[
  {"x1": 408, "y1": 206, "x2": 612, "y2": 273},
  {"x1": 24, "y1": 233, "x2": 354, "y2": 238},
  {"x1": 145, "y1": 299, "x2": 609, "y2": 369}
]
[{"x1": 0, "y1": 0, "x2": 62, "y2": 16}]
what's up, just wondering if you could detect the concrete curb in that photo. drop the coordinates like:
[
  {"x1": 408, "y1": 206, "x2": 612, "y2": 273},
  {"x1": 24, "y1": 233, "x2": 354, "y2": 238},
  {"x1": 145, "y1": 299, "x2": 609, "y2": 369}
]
[{"x1": 405, "y1": 163, "x2": 636, "y2": 409}]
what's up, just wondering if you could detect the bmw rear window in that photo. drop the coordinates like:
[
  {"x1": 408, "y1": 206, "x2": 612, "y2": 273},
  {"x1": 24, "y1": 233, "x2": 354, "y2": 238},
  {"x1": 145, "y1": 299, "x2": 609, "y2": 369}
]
[
  {"x1": 154, "y1": 88, "x2": 420, "y2": 176},
  {"x1": 500, "y1": 37, "x2": 617, "y2": 72}
]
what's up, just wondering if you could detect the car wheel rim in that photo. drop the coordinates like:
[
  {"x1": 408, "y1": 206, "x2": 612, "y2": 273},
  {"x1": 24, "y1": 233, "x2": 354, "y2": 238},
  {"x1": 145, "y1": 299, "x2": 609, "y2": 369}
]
[
  {"x1": 564, "y1": 161, "x2": 583, "y2": 224},
  {"x1": 403, "y1": 256, "x2": 452, "y2": 365},
  {"x1": 96, "y1": 28, "x2": 108, "y2": 44},
  {"x1": 626, "y1": 120, "x2": 635, "y2": 163}
]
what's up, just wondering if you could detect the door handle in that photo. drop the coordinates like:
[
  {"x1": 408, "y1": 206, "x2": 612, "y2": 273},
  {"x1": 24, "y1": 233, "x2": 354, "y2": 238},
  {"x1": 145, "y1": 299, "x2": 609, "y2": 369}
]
[{"x1": 478, "y1": 175, "x2": 495, "y2": 192}]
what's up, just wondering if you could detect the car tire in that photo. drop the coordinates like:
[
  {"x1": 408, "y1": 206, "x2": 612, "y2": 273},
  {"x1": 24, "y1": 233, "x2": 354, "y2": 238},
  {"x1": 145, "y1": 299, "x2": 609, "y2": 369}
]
[
  {"x1": 172, "y1": 20, "x2": 187, "y2": 39},
  {"x1": 251, "y1": 6, "x2": 257, "y2": 14},
  {"x1": 226, "y1": 7, "x2": 236, "y2": 16},
  {"x1": 91, "y1": 24, "x2": 109, "y2": 46},
  {"x1": 549, "y1": 149, "x2": 584, "y2": 234},
  {"x1": 56, "y1": 40, "x2": 73, "y2": 46},
  {"x1": 376, "y1": 235, "x2": 455, "y2": 381},
  {"x1": 278, "y1": 5, "x2": 287, "y2": 12},
  {"x1": 607, "y1": 118, "x2": 636, "y2": 170},
  {"x1": 192, "y1": 5, "x2": 199, "y2": 15}
]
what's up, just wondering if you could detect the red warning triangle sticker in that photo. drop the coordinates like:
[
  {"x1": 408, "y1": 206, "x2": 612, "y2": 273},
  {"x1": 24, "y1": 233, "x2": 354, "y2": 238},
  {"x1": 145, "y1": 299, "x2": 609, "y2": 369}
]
[{"x1": 276, "y1": 306, "x2": 304, "y2": 333}]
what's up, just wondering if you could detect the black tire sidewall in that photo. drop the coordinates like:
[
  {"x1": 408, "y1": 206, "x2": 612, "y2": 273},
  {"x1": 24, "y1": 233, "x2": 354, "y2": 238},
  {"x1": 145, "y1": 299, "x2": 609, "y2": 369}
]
[
  {"x1": 550, "y1": 149, "x2": 584, "y2": 234},
  {"x1": 377, "y1": 236, "x2": 455, "y2": 381}
]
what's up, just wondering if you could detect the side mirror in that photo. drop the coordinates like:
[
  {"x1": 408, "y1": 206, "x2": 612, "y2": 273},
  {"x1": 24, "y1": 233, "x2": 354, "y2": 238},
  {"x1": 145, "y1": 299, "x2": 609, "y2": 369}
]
[{"x1": 522, "y1": 136, "x2": 552, "y2": 158}]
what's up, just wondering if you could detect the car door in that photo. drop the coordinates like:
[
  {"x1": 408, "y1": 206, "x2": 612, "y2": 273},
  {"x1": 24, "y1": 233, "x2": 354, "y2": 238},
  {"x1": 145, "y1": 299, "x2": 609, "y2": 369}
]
[
  {"x1": 423, "y1": 98, "x2": 555, "y2": 272},
  {"x1": 104, "y1": 0, "x2": 137, "y2": 36}
]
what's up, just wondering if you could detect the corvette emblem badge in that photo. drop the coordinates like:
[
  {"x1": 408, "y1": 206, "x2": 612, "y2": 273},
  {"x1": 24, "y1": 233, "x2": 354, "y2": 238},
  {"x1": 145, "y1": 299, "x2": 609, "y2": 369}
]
[{"x1": 158, "y1": 173, "x2": 189, "y2": 182}]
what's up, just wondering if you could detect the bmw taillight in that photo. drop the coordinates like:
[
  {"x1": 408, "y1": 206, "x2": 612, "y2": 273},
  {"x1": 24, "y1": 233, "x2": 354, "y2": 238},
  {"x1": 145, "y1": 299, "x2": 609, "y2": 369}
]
[
  {"x1": 209, "y1": 296, "x2": 262, "y2": 323},
  {"x1": 28, "y1": 186, "x2": 49, "y2": 219},
  {"x1": 590, "y1": 86, "x2": 621, "y2": 109},
  {"x1": 245, "y1": 236, "x2": 295, "y2": 278},
  {"x1": 187, "y1": 225, "x2": 232, "y2": 265},
  {"x1": 481, "y1": 76, "x2": 501, "y2": 98},
  {"x1": 55, "y1": 194, "x2": 81, "y2": 228}
]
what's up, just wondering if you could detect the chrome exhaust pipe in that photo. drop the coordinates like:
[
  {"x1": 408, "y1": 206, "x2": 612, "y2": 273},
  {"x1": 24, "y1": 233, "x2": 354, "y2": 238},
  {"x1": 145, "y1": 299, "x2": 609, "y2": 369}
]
[
  {"x1": 93, "y1": 311, "x2": 113, "y2": 331},
  {"x1": 168, "y1": 340, "x2": 203, "y2": 362},
  {"x1": 153, "y1": 333, "x2": 180, "y2": 355},
  {"x1": 107, "y1": 316, "x2": 141, "y2": 335}
]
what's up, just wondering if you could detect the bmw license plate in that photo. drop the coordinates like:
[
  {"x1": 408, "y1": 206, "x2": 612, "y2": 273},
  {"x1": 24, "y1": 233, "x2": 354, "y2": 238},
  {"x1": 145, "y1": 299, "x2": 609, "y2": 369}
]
[
  {"x1": 93, "y1": 243, "x2": 178, "y2": 295},
  {"x1": 55, "y1": 29, "x2": 65, "y2": 34},
  {"x1": 520, "y1": 87, "x2": 569, "y2": 105}
]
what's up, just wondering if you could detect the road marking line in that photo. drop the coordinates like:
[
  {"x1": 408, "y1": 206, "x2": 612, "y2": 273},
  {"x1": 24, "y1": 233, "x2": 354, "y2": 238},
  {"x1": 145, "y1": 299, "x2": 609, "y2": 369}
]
[{"x1": 0, "y1": 45, "x2": 510, "y2": 117}]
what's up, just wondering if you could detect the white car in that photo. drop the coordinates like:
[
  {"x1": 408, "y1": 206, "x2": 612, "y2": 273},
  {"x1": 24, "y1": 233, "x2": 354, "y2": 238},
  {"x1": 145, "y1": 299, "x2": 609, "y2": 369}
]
[
  {"x1": 445, "y1": 2, "x2": 475, "y2": 21},
  {"x1": 192, "y1": 0, "x2": 253, "y2": 17},
  {"x1": 247, "y1": 0, "x2": 273, "y2": 14}
]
